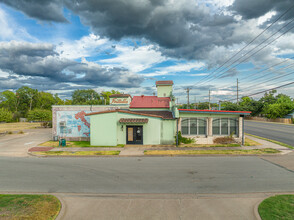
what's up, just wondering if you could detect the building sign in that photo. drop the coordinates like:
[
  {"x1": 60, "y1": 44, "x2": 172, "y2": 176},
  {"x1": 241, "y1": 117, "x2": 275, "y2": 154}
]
[{"x1": 111, "y1": 98, "x2": 129, "y2": 104}]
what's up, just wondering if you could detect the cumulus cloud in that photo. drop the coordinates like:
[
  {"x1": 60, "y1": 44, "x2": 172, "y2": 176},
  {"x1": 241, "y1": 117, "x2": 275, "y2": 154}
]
[
  {"x1": 231, "y1": 0, "x2": 294, "y2": 21},
  {"x1": 0, "y1": 0, "x2": 67, "y2": 22},
  {"x1": 0, "y1": 41, "x2": 143, "y2": 90}
]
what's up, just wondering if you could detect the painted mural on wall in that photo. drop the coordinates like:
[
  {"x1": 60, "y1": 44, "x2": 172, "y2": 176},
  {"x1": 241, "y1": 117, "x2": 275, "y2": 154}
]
[{"x1": 57, "y1": 111, "x2": 91, "y2": 137}]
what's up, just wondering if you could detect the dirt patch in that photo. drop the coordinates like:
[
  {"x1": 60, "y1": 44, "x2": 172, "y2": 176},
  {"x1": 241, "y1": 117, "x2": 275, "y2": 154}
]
[{"x1": 28, "y1": 147, "x2": 54, "y2": 152}]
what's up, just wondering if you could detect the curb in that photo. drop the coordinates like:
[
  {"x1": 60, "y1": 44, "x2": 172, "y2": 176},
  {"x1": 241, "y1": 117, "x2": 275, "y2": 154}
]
[
  {"x1": 253, "y1": 197, "x2": 264, "y2": 220},
  {"x1": 26, "y1": 152, "x2": 281, "y2": 158},
  {"x1": 55, "y1": 194, "x2": 66, "y2": 220}
]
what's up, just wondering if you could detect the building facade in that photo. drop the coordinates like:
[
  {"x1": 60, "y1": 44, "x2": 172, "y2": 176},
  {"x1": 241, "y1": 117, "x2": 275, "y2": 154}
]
[{"x1": 52, "y1": 80, "x2": 250, "y2": 145}]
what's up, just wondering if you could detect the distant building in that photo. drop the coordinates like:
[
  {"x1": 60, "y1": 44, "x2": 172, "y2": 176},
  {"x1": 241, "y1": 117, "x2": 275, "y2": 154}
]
[{"x1": 52, "y1": 80, "x2": 250, "y2": 145}]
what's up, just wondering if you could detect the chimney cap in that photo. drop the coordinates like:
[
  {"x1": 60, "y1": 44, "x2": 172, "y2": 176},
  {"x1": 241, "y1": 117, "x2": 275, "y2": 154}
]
[{"x1": 156, "y1": 80, "x2": 173, "y2": 86}]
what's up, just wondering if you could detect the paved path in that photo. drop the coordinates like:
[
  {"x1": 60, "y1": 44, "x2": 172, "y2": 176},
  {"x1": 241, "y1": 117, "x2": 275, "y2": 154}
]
[
  {"x1": 47, "y1": 135, "x2": 293, "y2": 156},
  {"x1": 0, "y1": 128, "x2": 51, "y2": 157},
  {"x1": 56, "y1": 193, "x2": 269, "y2": 220},
  {"x1": 245, "y1": 120, "x2": 294, "y2": 147},
  {"x1": 1, "y1": 156, "x2": 294, "y2": 194}
]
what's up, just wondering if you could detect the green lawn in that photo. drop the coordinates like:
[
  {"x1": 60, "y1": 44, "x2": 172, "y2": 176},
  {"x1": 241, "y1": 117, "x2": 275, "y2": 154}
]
[
  {"x1": 40, "y1": 141, "x2": 124, "y2": 148},
  {"x1": 180, "y1": 143, "x2": 241, "y2": 148},
  {"x1": 0, "y1": 194, "x2": 60, "y2": 220},
  {"x1": 34, "y1": 150, "x2": 120, "y2": 156},
  {"x1": 144, "y1": 148, "x2": 280, "y2": 155},
  {"x1": 259, "y1": 195, "x2": 294, "y2": 220}
]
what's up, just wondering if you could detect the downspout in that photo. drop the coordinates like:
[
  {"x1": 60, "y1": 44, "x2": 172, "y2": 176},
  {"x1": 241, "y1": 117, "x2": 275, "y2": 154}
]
[
  {"x1": 242, "y1": 116, "x2": 245, "y2": 145},
  {"x1": 176, "y1": 118, "x2": 179, "y2": 147}
]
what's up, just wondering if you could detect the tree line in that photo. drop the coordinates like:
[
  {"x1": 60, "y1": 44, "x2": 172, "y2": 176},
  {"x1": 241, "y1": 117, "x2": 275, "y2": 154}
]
[
  {"x1": 179, "y1": 90, "x2": 294, "y2": 120},
  {"x1": 0, "y1": 86, "x2": 120, "y2": 122}
]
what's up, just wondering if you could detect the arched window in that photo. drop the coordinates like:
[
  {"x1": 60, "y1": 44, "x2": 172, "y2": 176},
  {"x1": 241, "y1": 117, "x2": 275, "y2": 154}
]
[
  {"x1": 181, "y1": 118, "x2": 207, "y2": 135},
  {"x1": 212, "y1": 118, "x2": 238, "y2": 136}
]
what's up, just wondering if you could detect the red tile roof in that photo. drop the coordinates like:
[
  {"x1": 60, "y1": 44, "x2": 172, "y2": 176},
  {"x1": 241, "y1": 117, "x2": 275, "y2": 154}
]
[
  {"x1": 119, "y1": 118, "x2": 148, "y2": 123},
  {"x1": 156, "y1": 80, "x2": 173, "y2": 86},
  {"x1": 130, "y1": 96, "x2": 170, "y2": 108},
  {"x1": 132, "y1": 111, "x2": 174, "y2": 119},
  {"x1": 179, "y1": 109, "x2": 251, "y2": 114},
  {"x1": 109, "y1": 94, "x2": 132, "y2": 98},
  {"x1": 86, "y1": 109, "x2": 165, "y2": 119}
]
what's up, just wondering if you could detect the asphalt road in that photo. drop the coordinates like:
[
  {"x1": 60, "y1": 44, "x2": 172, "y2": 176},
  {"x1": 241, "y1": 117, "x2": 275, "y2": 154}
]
[
  {"x1": 245, "y1": 120, "x2": 294, "y2": 147},
  {"x1": 0, "y1": 128, "x2": 51, "y2": 157},
  {"x1": 1, "y1": 156, "x2": 294, "y2": 194}
]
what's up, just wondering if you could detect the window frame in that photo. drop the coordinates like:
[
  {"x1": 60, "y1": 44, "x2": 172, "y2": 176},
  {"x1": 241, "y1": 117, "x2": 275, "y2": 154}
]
[
  {"x1": 212, "y1": 118, "x2": 239, "y2": 136},
  {"x1": 181, "y1": 117, "x2": 207, "y2": 136}
]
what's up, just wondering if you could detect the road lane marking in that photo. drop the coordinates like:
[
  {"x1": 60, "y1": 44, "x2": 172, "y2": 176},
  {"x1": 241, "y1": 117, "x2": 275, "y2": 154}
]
[{"x1": 24, "y1": 142, "x2": 35, "y2": 145}]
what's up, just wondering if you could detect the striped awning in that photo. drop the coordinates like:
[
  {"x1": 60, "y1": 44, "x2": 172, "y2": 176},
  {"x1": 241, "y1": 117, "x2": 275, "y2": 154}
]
[{"x1": 119, "y1": 118, "x2": 148, "y2": 123}]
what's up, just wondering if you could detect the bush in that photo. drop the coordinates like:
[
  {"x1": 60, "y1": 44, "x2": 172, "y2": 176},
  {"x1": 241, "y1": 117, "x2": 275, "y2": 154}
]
[
  {"x1": 27, "y1": 109, "x2": 52, "y2": 122},
  {"x1": 213, "y1": 136, "x2": 237, "y2": 144},
  {"x1": 0, "y1": 108, "x2": 13, "y2": 122},
  {"x1": 175, "y1": 131, "x2": 195, "y2": 145}
]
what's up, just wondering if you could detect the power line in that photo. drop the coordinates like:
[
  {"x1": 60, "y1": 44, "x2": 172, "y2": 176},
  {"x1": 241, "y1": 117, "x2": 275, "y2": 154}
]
[
  {"x1": 197, "y1": 17, "x2": 294, "y2": 86},
  {"x1": 194, "y1": 5, "x2": 294, "y2": 87},
  {"x1": 217, "y1": 56, "x2": 294, "y2": 90},
  {"x1": 223, "y1": 81, "x2": 294, "y2": 102},
  {"x1": 239, "y1": 63, "x2": 294, "y2": 91}
]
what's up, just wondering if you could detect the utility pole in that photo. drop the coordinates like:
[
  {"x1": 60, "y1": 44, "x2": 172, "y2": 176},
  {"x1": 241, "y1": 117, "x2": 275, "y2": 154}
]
[
  {"x1": 209, "y1": 90, "x2": 211, "y2": 110},
  {"x1": 186, "y1": 88, "x2": 190, "y2": 108},
  {"x1": 91, "y1": 92, "x2": 93, "y2": 112},
  {"x1": 194, "y1": 96, "x2": 196, "y2": 109},
  {"x1": 237, "y1": 78, "x2": 239, "y2": 105}
]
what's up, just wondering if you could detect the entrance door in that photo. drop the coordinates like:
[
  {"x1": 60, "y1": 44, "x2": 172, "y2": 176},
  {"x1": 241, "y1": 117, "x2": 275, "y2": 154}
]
[{"x1": 126, "y1": 126, "x2": 143, "y2": 144}]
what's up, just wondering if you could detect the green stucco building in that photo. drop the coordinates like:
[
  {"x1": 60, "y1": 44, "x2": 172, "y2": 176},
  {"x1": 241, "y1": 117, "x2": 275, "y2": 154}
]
[{"x1": 85, "y1": 81, "x2": 250, "y2": 146}]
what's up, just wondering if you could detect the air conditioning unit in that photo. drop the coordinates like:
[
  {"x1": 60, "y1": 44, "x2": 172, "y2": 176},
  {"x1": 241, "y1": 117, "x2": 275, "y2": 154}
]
[{"x1": 59, "y1": 121, "x2": 66, "y2": 127}]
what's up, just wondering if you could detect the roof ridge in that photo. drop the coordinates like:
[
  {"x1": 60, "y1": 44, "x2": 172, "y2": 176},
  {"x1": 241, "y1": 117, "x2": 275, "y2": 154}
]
[{"x1": 86, "y1": 109, "x2": 165, "y2": 119}]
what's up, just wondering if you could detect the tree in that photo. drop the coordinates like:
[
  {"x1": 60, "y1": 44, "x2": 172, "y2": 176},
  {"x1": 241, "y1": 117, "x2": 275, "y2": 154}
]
[
  {"x1": 263, "y1": 94, "x2": 294, "y2": 119},
  {"x1": 239, "y1": 96, "x2": 263, "y2": 116},
  {"x1": 0, "y1": 108, "x2": 13, "y2": 122},
  {"x1": 0, "y1": 90, "x2": 19, "y2": 112},
  {"x1": 16, "y1": 86, "x2": 38, "y2": 116},
  {"x1": 101, "y1": 90, "x2": 121, "y2": 105},
  {"x1": 27, "y1": 109, "x2": 52, "y2": 121},
  {"x1": 36, "y1": 92, "x2": 57, "y2": 110},
  {"x1": 72, "y1": 89, "x2": 100, "y2": 105},
  {"x1": 221, "y1": 101, "x2": 240, "y2": 111}
]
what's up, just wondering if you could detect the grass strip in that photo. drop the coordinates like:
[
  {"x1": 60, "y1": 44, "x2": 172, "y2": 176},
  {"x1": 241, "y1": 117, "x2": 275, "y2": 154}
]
[
  {"x1": 34, "y1": 150, "x2": 120, "y2": 156},
  {"x1": 40, "y1": 141, "x2": 124, "y2": 148},
  {"x1": 180, "y1": 143, "x2": 241, "y2": 148},
  {"x1": 144, "y1": 148, "x2": 279, "y2": 155},
  {"x1": 0, "y1": 122, "x2": 40, "y2": 133},
  {"x1": 258, "y1": 195, "x2": 294, "y2": 220},
  {"x1": 244, "y1": 137, "x2": 262, "y2": 146},
  {"x1": 0, "y1": 194, "x2": 60, "y2": 220},
  {"x1": 246, "y1": 133, "x2": 294, "y2": 149}
]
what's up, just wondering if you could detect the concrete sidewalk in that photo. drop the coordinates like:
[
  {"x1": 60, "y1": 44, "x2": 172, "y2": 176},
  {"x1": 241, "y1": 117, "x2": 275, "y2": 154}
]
[
  {"x1": 55, "y1": 192, "x2": 281, "y2": 220},
  {"x1": 45, "y1": 135, "x2": 293, "y2": 157}
]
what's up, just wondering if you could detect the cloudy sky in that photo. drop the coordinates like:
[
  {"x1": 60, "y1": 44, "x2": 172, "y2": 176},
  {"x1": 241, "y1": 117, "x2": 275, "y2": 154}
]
[{"x1": 0, "y1": 0, "x2": 294, "y2": 103}]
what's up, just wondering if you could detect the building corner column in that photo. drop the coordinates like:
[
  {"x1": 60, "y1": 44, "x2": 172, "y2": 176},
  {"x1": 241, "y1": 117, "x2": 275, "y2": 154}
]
[{"x1": 207, "y1": 117, "x2": 213, "y2": 136}]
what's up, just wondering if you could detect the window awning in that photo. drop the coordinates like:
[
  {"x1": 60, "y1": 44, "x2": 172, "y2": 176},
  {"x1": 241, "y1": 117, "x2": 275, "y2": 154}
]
[{"x1": 119, "y1": 118, "x2": 148, "y2": 124}]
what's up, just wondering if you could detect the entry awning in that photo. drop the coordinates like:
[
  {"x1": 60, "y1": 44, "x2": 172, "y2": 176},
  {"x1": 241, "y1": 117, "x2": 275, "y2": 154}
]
[{"x1": 119, "y1": 118, "x2": 149, "y2": 124}]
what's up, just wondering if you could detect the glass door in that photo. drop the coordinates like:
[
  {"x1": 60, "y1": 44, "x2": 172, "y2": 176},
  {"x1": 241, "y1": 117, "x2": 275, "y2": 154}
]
[{"x1": 126, "y1": 126, "x2": 143, "y2": 144}]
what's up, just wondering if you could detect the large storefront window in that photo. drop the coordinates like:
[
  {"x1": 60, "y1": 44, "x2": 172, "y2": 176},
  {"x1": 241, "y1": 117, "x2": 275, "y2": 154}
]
[
  {"x1": 213, "y1": 118, "x2": 238, "y2": 136},
  {"x1": 181, "y1": 118, "x2": 207, "y2": 135}
]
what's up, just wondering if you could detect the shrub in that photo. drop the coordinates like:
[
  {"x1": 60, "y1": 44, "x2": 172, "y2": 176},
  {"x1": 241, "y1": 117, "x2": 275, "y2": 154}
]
[
  {"x1": 41, "y1": 122, "x2": 52, "y2": 128},
  {"x1": 175, "y1": 131, "x2": 195, "y2": 145},
  {"x1": 213, "y1": 136, "x2": 237, "y2": 144},
  {"x1": 0, "y1": 108, "x2": 13, "y2": 122},
  {"x1": 28, "y1": 109, "x2": 52, "y2": 122}
]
